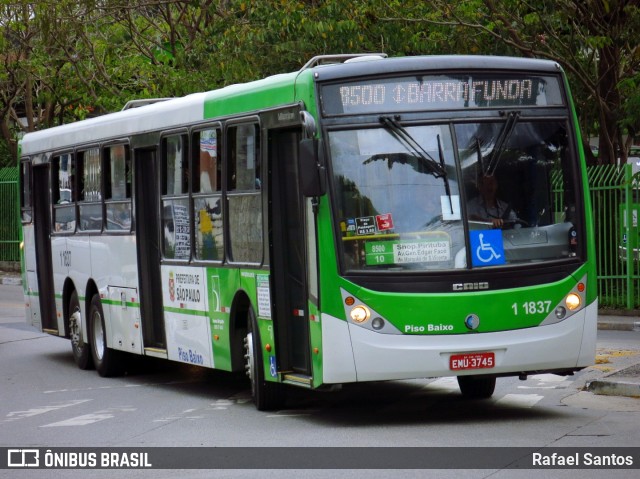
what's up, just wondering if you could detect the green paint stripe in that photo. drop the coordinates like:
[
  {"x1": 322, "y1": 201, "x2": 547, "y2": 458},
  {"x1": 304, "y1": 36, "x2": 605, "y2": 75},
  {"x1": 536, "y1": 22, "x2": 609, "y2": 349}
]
[
  {"x1": 101, "y1": 298, "x2": 139, "y2": 309},
  {"x1": 164, "y1": 306, "x2": 208, "y2": 317}
]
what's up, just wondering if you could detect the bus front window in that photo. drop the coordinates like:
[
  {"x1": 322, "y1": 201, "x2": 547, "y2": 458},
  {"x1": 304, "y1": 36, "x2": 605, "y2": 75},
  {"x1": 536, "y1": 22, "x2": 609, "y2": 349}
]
[
  {"x1": 328, "y1": 119, "x2": 579, "y2": 272},
  {"x1": 329, "y1": 125, "x2": 465, "y2": 272},
  {"x1": 457, "y1": 120, "x2": 577, "y2": 267}
]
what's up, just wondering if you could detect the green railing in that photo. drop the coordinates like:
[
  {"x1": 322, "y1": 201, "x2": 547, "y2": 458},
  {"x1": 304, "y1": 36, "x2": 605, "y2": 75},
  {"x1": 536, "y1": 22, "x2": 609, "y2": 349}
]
[
  {"x1": 0, "y1": 167, "x2": 20, "y2": 262},
  {"x1": 588, "y1": 164, "x2": 640, "y2": 309}
]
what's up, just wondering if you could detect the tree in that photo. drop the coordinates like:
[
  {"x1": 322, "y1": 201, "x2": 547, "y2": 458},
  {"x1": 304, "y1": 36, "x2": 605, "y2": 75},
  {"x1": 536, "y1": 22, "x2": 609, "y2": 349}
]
[
  {"x1": 2, "y1": 0, "x2": 638, "y2": 168},
  {"x1": 379, "y1": 0, "x2": 640, "y2": 165}
]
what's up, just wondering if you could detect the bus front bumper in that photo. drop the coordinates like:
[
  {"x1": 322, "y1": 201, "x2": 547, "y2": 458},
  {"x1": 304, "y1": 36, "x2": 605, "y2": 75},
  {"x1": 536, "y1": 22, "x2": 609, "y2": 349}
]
[{"x1": 321, "y1": 300, "x2": 597, "y2": 384}]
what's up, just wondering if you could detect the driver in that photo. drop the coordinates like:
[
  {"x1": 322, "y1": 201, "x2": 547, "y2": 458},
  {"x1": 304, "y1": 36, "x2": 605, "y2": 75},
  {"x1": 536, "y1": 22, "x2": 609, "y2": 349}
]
[{"x1": 467, "y1": 174, "x2": 518, "y2": 228}]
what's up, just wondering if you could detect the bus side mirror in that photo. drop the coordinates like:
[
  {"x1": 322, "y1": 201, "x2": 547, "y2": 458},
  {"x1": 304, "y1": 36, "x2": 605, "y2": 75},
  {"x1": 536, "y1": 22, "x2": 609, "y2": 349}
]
[{"x1": 299, "y1": 138, "x2": 326, "y2": 197}]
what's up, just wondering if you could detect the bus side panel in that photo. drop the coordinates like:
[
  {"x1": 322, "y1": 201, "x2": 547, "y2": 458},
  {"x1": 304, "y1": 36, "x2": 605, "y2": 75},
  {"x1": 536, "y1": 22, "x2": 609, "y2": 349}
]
[
  {"x1": 107, "y1": 286, "x2": 141, "y2": 354},
  {"x1": 91, "y1": 235, "x2": 139, "y2": 288},
  {"x1": 51, "y1": 235, "x2": 69, "y2": 335},
  {"x1": 321, "y1": 314, "x2": 357, "y2": 384},
  {"x1": 205, "y1": 267, "x2": 240, "y2": 372},
  {"x1": 90, "y1": 235, "x2": 139, "y2": 354},
  {"x1": 161, "y1": 265, "x2": 214, "y2": 368},
  {"x1": 22, "y1": 224, "x2": 41, "y2": 330},
  {"x1": 67, "y1": 235, "x2": 93, "y2": 342}
]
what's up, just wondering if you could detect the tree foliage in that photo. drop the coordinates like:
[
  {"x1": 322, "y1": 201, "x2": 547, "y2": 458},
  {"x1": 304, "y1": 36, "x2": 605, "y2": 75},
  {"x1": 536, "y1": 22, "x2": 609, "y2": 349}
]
[
  {"x1": 380, "y1": 0, "x2": 640, "y2": 164},
  {"x1": 1, "y1": 0, "x2": 638, "y2": 167}
]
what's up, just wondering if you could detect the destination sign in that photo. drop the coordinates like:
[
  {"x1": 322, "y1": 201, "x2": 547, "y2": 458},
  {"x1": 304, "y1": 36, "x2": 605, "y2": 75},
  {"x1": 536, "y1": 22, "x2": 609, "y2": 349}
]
[{"x1": 321, "y1": 74, "x2": 563, "y2": 115}]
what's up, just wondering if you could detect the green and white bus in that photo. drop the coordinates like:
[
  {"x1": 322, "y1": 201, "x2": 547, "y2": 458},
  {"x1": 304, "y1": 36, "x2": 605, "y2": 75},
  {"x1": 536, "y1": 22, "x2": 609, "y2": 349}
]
[{"x1": 20, "y1": 54, "x2": 597, "y2": 410}]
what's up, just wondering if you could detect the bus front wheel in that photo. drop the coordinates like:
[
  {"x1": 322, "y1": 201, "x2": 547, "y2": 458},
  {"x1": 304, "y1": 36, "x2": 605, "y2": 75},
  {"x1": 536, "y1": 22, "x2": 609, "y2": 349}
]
[
  {"x1": 89, "y1": 294, "x2": 123, "y2": 377},
  {"x1": 244, "y1": 308, "x2": 284, "y2": 411},
  {"x1": 457, "y1": 376, "x2": 496, "y2": 399},
  {"x1": 68, "y1": 290, "x2": 93, "y2": 370}
]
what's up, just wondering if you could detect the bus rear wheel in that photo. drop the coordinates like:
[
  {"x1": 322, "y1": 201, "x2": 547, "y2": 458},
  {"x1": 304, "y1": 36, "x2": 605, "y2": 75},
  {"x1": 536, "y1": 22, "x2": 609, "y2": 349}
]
[
  {"x1": 244, "y1": 308, "x2": 284, "y2": 411},
  {"x1": 89, "y1": 294, "x2": 123, "y2": 377},
  {"x1": 68, "y1": 290, "x2": 93, "y2": 370},
  {"x1": 457, "y1": 376, "x2": 496, "y2": 399}
]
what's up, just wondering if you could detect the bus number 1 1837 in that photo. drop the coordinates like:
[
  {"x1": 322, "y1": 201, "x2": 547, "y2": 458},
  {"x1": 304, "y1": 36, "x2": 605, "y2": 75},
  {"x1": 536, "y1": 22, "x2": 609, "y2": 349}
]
[{"x1": 512, "y1": 301, "x2": 552, "y2": 315}]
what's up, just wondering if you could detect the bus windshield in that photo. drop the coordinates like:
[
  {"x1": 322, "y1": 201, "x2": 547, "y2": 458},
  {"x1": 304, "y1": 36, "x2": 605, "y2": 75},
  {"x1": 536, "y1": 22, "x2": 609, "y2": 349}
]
[{"x1": 329, "y1": 119, "x2": 578, "y2": 272}]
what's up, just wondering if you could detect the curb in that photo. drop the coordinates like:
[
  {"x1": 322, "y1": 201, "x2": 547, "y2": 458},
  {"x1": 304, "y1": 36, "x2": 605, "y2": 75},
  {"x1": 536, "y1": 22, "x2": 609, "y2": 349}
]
[
  {"x1": 586, "y1": 363, "x2": 640, "y2": 399},
  {"x1": 0, "y1": 276, "x2": 21, "y2": 286},
  {"x1": 586, "y1": 379, "x2": 640, "y2": 398},
  {"x1": 597, "y1": 316, "x2": 640, "y2": 332}
]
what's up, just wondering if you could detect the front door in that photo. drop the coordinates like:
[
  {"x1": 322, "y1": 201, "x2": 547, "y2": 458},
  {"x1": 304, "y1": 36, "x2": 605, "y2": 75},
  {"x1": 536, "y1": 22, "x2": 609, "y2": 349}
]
[{"x1": 268, "y1": 128, "x2": 311, "y2": 374}]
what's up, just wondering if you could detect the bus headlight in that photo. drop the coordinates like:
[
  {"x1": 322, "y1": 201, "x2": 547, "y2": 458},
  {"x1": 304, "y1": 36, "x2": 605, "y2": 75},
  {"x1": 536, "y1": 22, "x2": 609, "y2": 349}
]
[
  {"x1": 565, "y1": 293, "x2": 581, "y2": 311},
  {"x1": 350, "y1": 305, "x2": 370, "y2": 323}
]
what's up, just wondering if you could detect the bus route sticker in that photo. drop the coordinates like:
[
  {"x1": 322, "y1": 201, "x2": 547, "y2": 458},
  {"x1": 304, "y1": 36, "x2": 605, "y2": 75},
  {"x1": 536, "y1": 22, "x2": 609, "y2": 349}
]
[
  {"x1": 256, "y1": 274, "x2": 271, "y2": 319},
  {"x1": 365, "y1": 239, "x2": 450, "y2": 265},
  {"x1": 470, "y1": 230, "x2": 506, "y2": 267}
]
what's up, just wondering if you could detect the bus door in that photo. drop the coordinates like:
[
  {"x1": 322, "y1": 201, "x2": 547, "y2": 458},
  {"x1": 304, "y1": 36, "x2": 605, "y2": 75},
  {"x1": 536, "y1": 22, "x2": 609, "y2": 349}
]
[
  {"x1": 268, "y1": 126, "x2": 311, "y2": 377},
  {"x1": 134, "y1": 147, "x2": 166, "y2": 351},
  {"x1": 32, "y1": 163, "x2": 57, "y2": 332}
]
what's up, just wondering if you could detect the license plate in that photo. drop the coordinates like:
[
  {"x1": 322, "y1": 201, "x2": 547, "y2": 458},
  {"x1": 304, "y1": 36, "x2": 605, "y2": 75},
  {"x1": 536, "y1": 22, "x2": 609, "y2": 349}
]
[{"x1": 450, "y1": 352, "x2": 495, "y2": 371}]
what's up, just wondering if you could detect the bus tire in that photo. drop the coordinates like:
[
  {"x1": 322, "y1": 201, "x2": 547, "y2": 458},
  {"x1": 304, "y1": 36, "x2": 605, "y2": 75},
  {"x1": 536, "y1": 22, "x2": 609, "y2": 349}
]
[
  {"x1": 89, "y1": 294, "x2": 123, "y2": 377},
  {"x1": 245, "y1": 307, "x2": 284, "y2": 411},
  {"x1": 457, "y1": 376, "x2": 496, "y2": 399},
  {"x1": 68, "y1": 290, "x2": 93, "y2": 370}
]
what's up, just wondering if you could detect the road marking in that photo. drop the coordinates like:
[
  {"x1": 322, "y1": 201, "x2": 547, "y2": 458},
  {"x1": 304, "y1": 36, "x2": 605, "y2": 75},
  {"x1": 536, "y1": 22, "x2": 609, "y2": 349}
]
[
  {"x1": 427, "y1": 377, "x2": 459, "y2": 391},
  {"x1": 2, "y1": 399, "x2": 91, "y2": 423},
  {"x1": 531, "y1": 373, "x2": 567, "y2": 382},
  {"x1": 495, "y1": 393, "x2": 543, "y2": 408},
  {"x1": 518, "y1": 373, "x2": 570, "y2": 390},
  {"x1": 40, "y1": 407, "x2": 135, "y2": 427}
]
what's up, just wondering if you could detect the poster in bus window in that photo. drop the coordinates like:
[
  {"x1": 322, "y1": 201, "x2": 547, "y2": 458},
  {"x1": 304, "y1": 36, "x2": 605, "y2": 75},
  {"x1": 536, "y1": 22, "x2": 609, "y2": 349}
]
[
  {"x1": 199, "y1": 130, "x2": 218, "y2": 193},
  {"x1": 173, "y1": 202, "x2": 190, "y2": 259}
]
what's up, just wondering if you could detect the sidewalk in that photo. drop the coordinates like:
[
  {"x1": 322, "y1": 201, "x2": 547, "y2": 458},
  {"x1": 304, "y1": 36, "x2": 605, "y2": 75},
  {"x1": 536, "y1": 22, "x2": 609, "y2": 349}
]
[
  {"x1": 587, "y1": 313, "x2": 640, "y2": 399},
  {"x1": 2, "y1": 272, "x2": 638, "y2": 399}
]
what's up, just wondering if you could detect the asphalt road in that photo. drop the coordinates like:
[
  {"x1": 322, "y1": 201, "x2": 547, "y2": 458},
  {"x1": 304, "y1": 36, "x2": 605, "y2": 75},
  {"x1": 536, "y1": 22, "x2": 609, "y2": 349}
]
[{"x1": 1, "y1": 283, "x2": 639, "y2": 479}]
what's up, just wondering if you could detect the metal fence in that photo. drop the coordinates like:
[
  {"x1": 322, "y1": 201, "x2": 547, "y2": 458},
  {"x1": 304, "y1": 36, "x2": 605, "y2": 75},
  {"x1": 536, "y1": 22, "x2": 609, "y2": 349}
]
[
  {"x1": 0, "y1": 167, "x2": 20, "y2": 263},
  {"x1": 589, "y1": 164, "x2": 640, "y2": 309},
  {"x1": 0, "y1": 164, "x2": 638, "y2": 308}
]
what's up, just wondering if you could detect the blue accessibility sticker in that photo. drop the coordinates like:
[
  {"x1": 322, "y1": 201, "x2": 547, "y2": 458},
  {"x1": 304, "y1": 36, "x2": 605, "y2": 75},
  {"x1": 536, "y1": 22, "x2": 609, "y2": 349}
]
[
  {"x1": 269, "y1": 355, "x2": 278, "y2": 378},
  {"x1": 470, "y1": 229, "x2": 506, "y2": 267}
]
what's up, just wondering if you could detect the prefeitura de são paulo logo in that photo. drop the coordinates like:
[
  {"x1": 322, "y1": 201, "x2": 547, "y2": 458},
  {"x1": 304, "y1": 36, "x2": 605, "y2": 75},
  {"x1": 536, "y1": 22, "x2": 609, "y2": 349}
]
[{"x1": 169, "y1": 271, "x2": 175, "y2": 302}]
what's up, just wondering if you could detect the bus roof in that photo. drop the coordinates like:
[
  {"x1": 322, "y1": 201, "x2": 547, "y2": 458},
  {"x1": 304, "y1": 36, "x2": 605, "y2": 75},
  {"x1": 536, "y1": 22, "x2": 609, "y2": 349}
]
[
  {"x1": 20, "y1": 70, "x2": 302, "y2": 156},
  {"x1": 310, "y1": 55, "x2": 561, "y2": 82},
  {"x1": 20, "y1": 55, "x2": 562, "y2": 156}
]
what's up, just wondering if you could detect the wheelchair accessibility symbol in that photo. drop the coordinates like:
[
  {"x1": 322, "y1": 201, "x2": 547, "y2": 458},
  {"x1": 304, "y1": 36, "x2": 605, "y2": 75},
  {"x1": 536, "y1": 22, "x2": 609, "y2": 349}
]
[
  {"x1": 269, "y1": 355, "x2": 278, "y2": 378},
  {"x1": 470, "y1": 230, "x2": 506, "y2": 267}
]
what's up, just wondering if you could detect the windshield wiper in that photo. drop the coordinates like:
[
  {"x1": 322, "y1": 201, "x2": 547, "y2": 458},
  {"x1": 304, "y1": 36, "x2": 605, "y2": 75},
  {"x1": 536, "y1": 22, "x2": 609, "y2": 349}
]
[
  {"x1": 482, "y1": 111, "x2": 520, "y2": 176},
  {"x1": 378, "y1": 116, "x2": 447, "y2": 179},
  {"x1": 436, "y1": 133, "x2": 454, "y2": 215},
  {"x1": 377, "y1": 116, "x2": 454, "y2": 215}
]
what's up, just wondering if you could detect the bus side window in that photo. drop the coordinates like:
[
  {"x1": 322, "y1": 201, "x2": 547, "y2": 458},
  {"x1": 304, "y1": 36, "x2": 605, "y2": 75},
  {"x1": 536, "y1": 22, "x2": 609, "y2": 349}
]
[
  {"x1": 161, "y1": 134, "x2": 190, "y2": 260},
  {"x1": 227, "y1": 123, "x2": 262, "y2": 264},
  {"x1": 52, "y1": 153, "x2": 76, "y2": 233},
  {"x1": 104, "y1": 144, "x2": 132, "y2": 231},
  {"x1": 78, "y1": 147, "x2": 103, "y2": 232},
  {"x1": 192, "y1": 128, "x2": 223, "y2": 261}
]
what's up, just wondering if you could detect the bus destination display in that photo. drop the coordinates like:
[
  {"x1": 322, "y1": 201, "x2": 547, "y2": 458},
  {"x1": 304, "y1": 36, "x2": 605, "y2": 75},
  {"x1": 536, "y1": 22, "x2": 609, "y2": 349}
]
[{"x1": 321, "y1": 74, "x2": 563, "y2": 115}]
